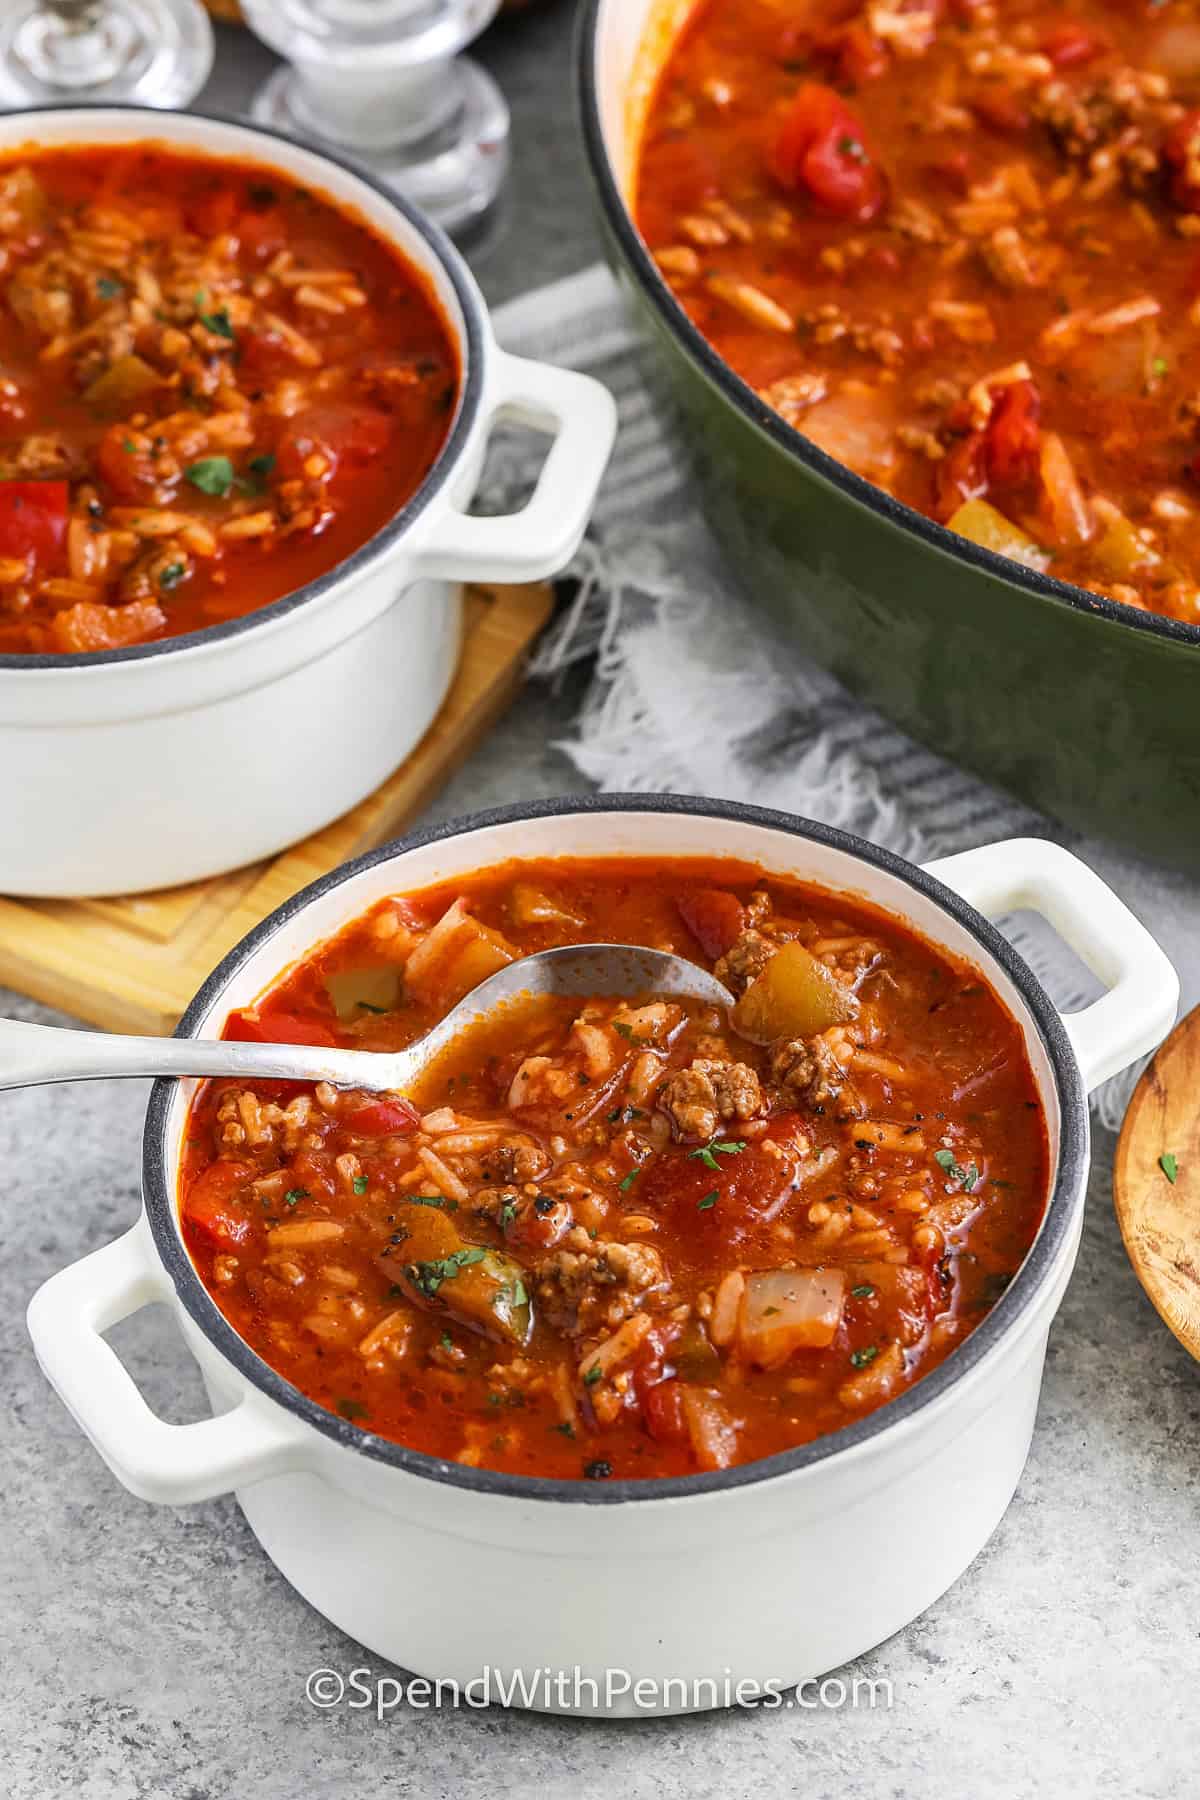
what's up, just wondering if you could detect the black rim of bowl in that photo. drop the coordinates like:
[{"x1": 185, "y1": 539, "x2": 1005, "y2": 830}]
[
  {"x1": 142, "y1": 794, "x2": 1088, "y2": 1506},
  {"x1": 574, "y1": 0, "x2": 1200, "y2": 653},
  {"x1": 0, "y1": 104, "x2": 485, "y2": 673}
]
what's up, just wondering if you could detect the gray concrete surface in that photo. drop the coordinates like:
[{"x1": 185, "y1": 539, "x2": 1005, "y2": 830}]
[{"x1": 1, "y1": 9, "x2": 1197, "y2": 1797}]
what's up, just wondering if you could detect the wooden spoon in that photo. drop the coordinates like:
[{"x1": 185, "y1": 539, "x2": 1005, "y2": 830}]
[{"x1": 1114, "y1": 1003, "x2": 1200, "y2": 1360}]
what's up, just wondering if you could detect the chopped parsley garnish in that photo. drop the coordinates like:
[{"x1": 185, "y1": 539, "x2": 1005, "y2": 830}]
[
  {"x1": 554, "y1": 1420, "x2": 576, "y2": 1438},
  {"x1": 1159, "y1": 1152, "x2": 1179, "y2": 1185},
  {"x1": 499, "y1": 1200, "x2": 518, "y2": 1230},
  {"x1": 408, "y1": 1193, "x2": 452, "y2": 1209},
  {"x1": 157, "y1": 561, "x2": 186, "y2": 591},
  {"x1": 1152, "y1": 356, "x2": 1169, "y2": 380},
  {"x1": 352, "y1": 1175, "x2": 369, "y2": 1195},
  {"x1": 336, "y1": 1397, "x2": 367, "y2": 1421},
  {"x1": 851, "y1": 1283, "x2": 875, "y2": 1299},
  {"x1": 583, "y1": 1364, "x2": 602, "y2": 1387},
  {"x1": 838, "y1": 134, "x2": 867, "y2": 162},
  {"x1": 850, "y1": 1345, "x2": 879, "y2": 1368},
  {"x1": 689, "y1": 1138, "x2": 747, "y2": 1171},
  {"x1": 934, "y1": 1148, "x2": 979, "y2": 1191},
  {"x1": 619, "y1": 1169, "x2": 640, "y2": 1192},
  {"x1": 284, "y1": 1187, "x2": 309, "y2": 1207},
  {"x1": 583, "y1": 1459, "x2": 612, "y2": 1480},
  {"x1": 440, "y1": 1332, "x2": 454, "y2": 1351},
  {"x1": 194, "y1": 291, "x2": 236, "y2": 340},
  {"x1": 185, "y1": 455, "x2": 235, "y2": 497},
  {"x1": 404, "y1": 1246, "x2": 486, "y2": 1298},
  {"x1": 697, "y1": 1190, "x2": 719, "y2": 1211},
  {"x1": 96, "y1": 275, "x2": 124, "y2": 300},
  {"x1": 235, "y1": 451, "x2": 276, "y2": 497},
  {"x1": 613, "y1": 1022, "x2": 635, "y2": 1041}
]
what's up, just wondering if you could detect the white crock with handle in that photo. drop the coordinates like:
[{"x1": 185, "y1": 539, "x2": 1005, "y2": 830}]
[
  {"x1": 26, "y1": 801, "x2": 1179, "y2": 1714},
  {"x1": 0, "y1": 111, "x2": 617, "y2": 896}
]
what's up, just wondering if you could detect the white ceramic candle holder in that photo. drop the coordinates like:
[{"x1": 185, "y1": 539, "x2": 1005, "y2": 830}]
[
  {"x1": 240, "y1": 0, "x2": 510, "y2": 236},
  {"x1": 0, "y1": 0, "x2": 213, "y2": 108}
]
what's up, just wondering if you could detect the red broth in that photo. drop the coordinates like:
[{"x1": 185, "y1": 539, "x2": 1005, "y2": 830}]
[
  {"x1": 181, "y1": 858, "x2": 1050, "y2": 1480},
  {"x1": 0, "y1": 145, "x2": 457, "y2": 653}
]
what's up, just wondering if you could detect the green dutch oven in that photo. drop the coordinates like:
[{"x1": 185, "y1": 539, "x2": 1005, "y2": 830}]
[{"x1": 577, "y1": 0, "x2": 1200, "y2": 870}]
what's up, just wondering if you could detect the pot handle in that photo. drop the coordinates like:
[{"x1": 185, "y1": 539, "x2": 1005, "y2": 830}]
[
  {"x1": 27, "y1": 1218, "x2": 306, "y2": 1505},
  {"x1": 923, "y1": 837, "x2": 1178, "y2": 1093},
  {"x1": 408, "y1": 349, "x2": 617, "y2": 584}
]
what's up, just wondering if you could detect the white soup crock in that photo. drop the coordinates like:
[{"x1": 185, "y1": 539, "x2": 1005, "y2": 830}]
[
  {"x1": 26, "y1": 800, "x2": 1178, "y2": 1714},
  {"x1": 0, "y1": 109, "x2": 617, "y2": 897}
]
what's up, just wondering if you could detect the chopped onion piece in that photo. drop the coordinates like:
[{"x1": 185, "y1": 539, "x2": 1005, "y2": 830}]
[{"x1": 737, "y1": 1268, "x2": 847, "y2": 1367}]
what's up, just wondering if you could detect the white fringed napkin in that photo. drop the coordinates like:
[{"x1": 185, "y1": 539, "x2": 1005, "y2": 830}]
[{"x1": 489, "y1": 263, "x2": 1179, "y2": 1131}]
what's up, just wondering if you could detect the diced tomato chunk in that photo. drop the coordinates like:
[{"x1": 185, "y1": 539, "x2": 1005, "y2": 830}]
[
  {"x1": 632, "y1": 1325, "x2": 671, "y2": 1400},
  {"x1": 985, "y1": 380, "x2": 1041, "y2": 486},
  {"x1": 929, "y1": 149, "x2": 972, "y2": 195},
  {"x1": 971, "y1": 89, "x2": 1030, "y2": 136},
  {"x1": 184, "y1": 1161, "x2": 253, "y2": 1250},
  {"x1": 643, "y1": 1378, "x2": 688, "y2": 1445},
  {"x1": 676, "y1": 888, "x2": 745, "y2": 960},
  {"x1": 834, "y1": 23, "x2": 889, "y2": 85},
  {"x1": 769, "y1": 82, "x2": 888, "y2": 223},
  {"x1": 343, "y1": 1096, "x2": 420, "y2": 1138},
  {"x1": 277, "y1": 406, "x2": 392, "y2": 487},
  {"x1": 632, "y1": 1328, "x2": 689, "y2": 1444},
  {"x1": 1165, "y1": 109, "x2": 1200, "y2": 212},
  {"x1": 934, "y1": 431, "x2": 988, "y2": 518},
  {"x1": 0, "y1": 479, "x2": 68, "y2": 567},
  {"x1": 1038, "y1": 22, "x2": 1105, "y2": 67},
  {"x1": 287, "y1": 1147, "x2": 339, "y2": 1200},
  {"x1": 96, "y1": 426, "x2": 160, "y2": 503},
  {"x1": 642, "y1": 1120, "x2": 809, "y2": 1258}
]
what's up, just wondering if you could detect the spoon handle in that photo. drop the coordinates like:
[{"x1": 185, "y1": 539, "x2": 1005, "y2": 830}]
[{"x1": 0, "y1": 1017, "x2": 390, "y2": 1093}]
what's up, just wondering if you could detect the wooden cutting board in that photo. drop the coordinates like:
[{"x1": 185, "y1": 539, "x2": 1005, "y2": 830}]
[{"x1": 0, "y1": 579, "x2": 552, "y2": 1037}]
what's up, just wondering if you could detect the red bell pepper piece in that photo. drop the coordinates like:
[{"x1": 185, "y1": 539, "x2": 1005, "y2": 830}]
[
  {"x1": 183, "y1": 1161, "x2": 254, "y2": 1251},
  {"x1": 343, "y1": 1096, "x2": 420, "y2": 1138},
  {"x1": 0, "y1": 479, "x2": 68, "y2": 568},
  {"x1": 677, "y1": 888, "x2": 745, "y2": 960}
]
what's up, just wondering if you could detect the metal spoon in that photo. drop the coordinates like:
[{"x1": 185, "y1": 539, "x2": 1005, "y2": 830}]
[{"x1": 0, "y1": 944, "x2": 735, "y2": 1094}]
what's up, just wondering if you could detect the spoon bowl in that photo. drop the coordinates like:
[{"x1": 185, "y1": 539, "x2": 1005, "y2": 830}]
[
  {"x1": 0, "y1": 943, "x2": 735, "y2": 1095},
  {"x1": 1114, "y1": 1001, "x2": 1200, "y2": 1362}
]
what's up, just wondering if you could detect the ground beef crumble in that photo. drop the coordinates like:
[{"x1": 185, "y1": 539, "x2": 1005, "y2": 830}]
[
  {"x1": 534, "y1": 1229, "x2": 667, "y2": 1335},
  {"x1": 656, "y1": 1057, "x2": 765, "y2": 1141}
]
